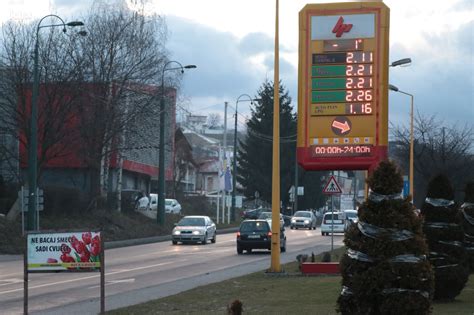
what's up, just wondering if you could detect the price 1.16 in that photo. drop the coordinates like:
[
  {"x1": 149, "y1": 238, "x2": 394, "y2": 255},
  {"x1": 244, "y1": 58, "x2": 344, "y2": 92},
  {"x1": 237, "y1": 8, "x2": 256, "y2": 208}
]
[{"x1": 346, "y1": 103, "x2": 373, "y2": 115}]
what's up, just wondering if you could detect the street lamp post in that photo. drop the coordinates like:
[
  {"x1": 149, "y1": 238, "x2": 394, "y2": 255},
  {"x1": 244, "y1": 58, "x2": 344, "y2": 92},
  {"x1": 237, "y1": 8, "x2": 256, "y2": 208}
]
[
  {"x1": 27, "y1": 15, "x2": 84, "y2": 231},
  {"x1": 389, "y1": 84, "x2": 414, "y2": 200},
  {"x1": 231, "y1": 94, "x2": 256, "y2": 222},
  {"x1": 157, "y1": 61, "x2": 196, "y2": 225}
]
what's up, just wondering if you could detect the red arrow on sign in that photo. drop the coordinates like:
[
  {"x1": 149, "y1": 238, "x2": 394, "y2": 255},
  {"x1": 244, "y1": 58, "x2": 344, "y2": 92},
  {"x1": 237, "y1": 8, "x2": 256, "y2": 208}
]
[{"x1": 332, "y1": 120, "x2": 351, "y2": 133}]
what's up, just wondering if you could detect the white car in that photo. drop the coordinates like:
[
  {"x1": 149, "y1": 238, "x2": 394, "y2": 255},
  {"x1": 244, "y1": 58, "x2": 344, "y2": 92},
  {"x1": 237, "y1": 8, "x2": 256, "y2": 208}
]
[
  {"x1": 136, "y1": 195, "x2": 150, "y2": 211},
  {"x1": 146, "y1": 195, "x2": 181, "y2": 215},
  {"x1": 172, "y1": 215, "x2": 216, "y2": 245},
  {"x1": 343, "y1": 209, "x2": 359, "y2": 231},
  {"x1": 148, "y1": 193, "x2": 158, "y2": 211},
  {"x1": 320, "y1": 212, "x2": 345, "y2": 235},
  {"x1": 165, "y1": 199, "x2": 182, "y2": 214}
]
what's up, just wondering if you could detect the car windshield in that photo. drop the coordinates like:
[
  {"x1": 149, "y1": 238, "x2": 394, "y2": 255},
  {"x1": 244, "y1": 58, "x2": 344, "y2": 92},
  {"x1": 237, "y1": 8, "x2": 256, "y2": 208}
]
[
  {"x1": 165, "y1": 200, "x2": 173, "y2": 205},
  {"x1": 258, "y1": 212, "x2": 272, "y2": 219},
  {"x1": 240, "y1": 221, "x2": 269, "y2": 233},
  {"x1": 177, "y1": 217, "x2": 205, "y2": 226},
  {"x1": 345, "y1": 212, "x2": 357, "y2": 218},
  {"x1": 294, "y1": 211, "x2": 311, "y2": 217}
]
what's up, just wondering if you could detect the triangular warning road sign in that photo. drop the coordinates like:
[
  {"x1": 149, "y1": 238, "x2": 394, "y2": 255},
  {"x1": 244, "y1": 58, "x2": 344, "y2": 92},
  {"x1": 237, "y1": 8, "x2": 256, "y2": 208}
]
[{"x1": 323, "y1": 175, "x2": 342, "y2": 194}]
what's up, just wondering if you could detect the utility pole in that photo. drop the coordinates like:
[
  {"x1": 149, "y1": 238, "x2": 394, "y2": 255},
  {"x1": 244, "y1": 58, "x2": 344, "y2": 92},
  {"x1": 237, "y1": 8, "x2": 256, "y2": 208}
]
[
  {"x1": 222, "y1": 102, "x2": 228, "y2": 223},
  {"x1": 294, "y1": 146, "x2": 298, "y2": 215}
]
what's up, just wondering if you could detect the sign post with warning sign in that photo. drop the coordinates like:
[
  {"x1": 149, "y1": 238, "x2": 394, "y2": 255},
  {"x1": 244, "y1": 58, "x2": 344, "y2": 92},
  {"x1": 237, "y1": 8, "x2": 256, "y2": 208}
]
[
  {"x1": 322, "y1": 175, "x2": 342, "y2": 250},
  {"x1": 297, "y1": 2, "x2": 390, "y2": 171}
]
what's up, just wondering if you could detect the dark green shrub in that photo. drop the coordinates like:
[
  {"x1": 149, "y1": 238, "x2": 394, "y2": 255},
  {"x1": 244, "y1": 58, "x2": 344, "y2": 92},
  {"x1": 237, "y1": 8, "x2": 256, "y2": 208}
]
[
  {"x1": 0, "y1": 179, "x2": 20, "y2": 215},
  {"x1": 337, "y1": 160, "x2": 433, "y2": 314},
  {"x1": 180, "y1": 195, "x2": 213, "y2": 217},
  {"x1": 420, "y1": 175, "x2": 470, "y2": 300},
  {"x1": 44, "y1": 186, "x2": 89, "y2": 215},
  {"x1": 321, "y1": 251, "x2": 331, "y2": 262},
  {"x1": 460, "y1": 182, "x2": 474, "y2": 271}
]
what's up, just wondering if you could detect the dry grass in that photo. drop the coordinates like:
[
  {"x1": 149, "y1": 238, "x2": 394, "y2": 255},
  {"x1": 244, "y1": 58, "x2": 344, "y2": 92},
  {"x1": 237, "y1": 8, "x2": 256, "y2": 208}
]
[{"x1": 107, "y1": 248, "x2": 474, "y2": 315}]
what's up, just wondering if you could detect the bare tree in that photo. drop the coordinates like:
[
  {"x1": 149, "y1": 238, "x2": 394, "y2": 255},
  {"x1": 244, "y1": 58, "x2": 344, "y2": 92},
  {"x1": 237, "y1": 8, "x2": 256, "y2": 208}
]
[
  {"x1": 207, "y1": 113, "x2": 222, "y2": 129},
  {"x1": 64, "y1": 0, "x2": 187, "y2": 207},
  {"x1": 0, "y1": 2, "x2": 182, "y2": 210},
  {"x1": 391, "y1": 113, "x2": 474, "y2": 205},
  {"x1": 0, "y1": 20, "x2": 87, "y2": 185}
]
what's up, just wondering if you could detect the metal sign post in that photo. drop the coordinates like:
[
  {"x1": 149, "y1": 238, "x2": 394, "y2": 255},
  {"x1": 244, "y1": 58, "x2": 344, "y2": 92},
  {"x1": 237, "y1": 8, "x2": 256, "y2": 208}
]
[
  {"x1": 322, "y1": 175, "x2": 343, "y2": 251},
  {"x1": 331, "y1": 195, "x2": 334, "y2": 250}
]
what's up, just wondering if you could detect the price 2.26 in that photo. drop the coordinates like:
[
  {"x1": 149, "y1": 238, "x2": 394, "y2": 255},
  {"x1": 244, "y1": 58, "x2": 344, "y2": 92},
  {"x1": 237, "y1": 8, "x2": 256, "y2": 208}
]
[{"x1": 346, "y1": 90, "x2": 373, "y2": 102}]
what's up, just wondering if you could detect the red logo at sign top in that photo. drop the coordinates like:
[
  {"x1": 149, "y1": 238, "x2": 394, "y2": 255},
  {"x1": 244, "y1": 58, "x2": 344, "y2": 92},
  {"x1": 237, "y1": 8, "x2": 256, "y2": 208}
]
[{"x1": 332, "y1": 16, "x2": 353, "y2": 37}]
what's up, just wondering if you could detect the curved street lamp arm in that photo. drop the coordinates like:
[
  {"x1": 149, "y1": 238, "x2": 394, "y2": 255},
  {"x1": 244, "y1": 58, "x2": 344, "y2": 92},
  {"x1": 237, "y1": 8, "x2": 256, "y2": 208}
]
[
  {"x1": 36, "y1": 14, "x2": 67, "y2": 34},
  {"x1": 162, "y1": 60, "x2": 185, "y2": 78},
  {"x1": 236, "y1": 93, "x2": 255, "y2": 105}
]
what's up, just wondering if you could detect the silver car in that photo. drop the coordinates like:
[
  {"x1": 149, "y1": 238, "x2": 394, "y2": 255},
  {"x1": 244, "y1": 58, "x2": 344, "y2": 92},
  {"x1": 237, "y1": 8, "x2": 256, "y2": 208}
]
[
  {"x1": 290, "y1": 210, "x2": 317, "y2": 230},
  {"x1": 172, "y1": 215, "x2": 216, "y2": 245}
]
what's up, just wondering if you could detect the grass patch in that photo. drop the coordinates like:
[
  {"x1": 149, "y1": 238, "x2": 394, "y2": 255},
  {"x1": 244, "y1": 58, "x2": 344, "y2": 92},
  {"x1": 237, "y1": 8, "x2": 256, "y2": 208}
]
[{"x1": 107, "y1": 249, "x2": 474, "y2": 315}]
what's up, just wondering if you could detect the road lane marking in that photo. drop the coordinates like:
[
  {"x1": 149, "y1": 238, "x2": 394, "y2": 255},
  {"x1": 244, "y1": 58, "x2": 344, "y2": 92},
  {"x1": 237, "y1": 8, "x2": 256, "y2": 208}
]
[
  {"x1": 88, "y1": 278, "x2": 135, "y2": 289},
  {"x1": 0, "y1": 279, "x2": 23, "y2": 287},
  {"x1": 135, "y1": 244, "x2": 235, "y2": 258},
  {"x1": 0, "y1": 260, "x2": 184, "y2": 295},
  {"x1": 107, "y1": 278, "x2": 135, "y2": 283}
]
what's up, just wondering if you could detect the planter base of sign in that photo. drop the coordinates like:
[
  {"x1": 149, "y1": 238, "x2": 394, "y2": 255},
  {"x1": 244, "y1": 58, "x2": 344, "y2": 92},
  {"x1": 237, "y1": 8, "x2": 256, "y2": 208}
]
[{"x1": 301, "y1": 262, "x2": 340, "y2": 275}]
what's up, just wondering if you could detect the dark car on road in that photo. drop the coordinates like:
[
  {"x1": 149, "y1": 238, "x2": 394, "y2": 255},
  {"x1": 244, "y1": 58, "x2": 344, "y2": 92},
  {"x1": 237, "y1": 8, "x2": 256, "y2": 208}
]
[
  {"x1": 241, "y1": 207, "x2": 270, "y2": 220},
  {"x1": 236, "y1": 219, "x2": 286, "y2": 254}
]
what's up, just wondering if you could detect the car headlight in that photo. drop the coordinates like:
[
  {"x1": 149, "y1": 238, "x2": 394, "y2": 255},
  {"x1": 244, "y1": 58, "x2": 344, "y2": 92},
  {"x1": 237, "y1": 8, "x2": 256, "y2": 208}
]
[
  {"x1": 304, "y1": 220, "x2": 310, "y2": 224},
  {"x1": 173, "y1": 230, "x2": 181, "y2": 235},
  {"x1": 192, "y1": 230, "x2": 201, "y2": 235},
  {"x1": 291, "y1": 219, "x2": 296, "y2": 223}
]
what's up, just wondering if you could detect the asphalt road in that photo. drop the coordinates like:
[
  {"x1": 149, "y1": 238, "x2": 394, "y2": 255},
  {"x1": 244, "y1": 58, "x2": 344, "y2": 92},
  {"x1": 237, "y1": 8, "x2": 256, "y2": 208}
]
[{"x1": 0, "y1": 228, "x2": 344, "y2": 315}]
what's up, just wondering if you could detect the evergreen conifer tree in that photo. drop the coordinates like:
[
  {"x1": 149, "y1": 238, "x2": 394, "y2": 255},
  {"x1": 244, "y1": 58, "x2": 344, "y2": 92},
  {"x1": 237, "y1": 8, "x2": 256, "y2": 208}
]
[
  {"x1": 460, "y1": 182, "x2": 474, "y2": 270},
  {"x1": 338, "y1": 160, "x2": 433, "y2": 314},
  {"x1": 237, "y1": 80, "x2": 296, "y2": 205},
  {"x1": 421, "y1": 175, "x2": 470, "y2": 300}
]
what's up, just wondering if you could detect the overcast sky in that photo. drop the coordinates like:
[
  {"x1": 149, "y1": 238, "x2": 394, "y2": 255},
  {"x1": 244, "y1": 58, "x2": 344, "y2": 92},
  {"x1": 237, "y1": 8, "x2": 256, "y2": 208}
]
[{"x1": 2, "y1": 0, "x2": 473, "y2": 132}]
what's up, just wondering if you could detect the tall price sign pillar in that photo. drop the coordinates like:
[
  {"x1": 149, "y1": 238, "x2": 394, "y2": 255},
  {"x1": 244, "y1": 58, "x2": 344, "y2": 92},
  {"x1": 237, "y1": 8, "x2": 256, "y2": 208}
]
[{"x1": 297, "y1": 2, "x2": 389, "y2": 172}]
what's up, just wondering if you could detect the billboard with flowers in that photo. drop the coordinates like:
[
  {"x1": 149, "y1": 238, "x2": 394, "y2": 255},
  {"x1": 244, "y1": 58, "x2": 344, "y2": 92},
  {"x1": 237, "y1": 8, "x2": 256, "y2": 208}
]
[{"x1": 27, "y1": 232, "x2": 102, "y2": 272}]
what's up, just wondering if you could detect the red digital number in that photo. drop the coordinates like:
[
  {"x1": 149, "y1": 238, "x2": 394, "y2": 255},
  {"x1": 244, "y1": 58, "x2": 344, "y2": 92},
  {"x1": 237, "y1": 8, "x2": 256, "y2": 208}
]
[
  {"x1": 346, "y1": 65, "x2": 372, "y2": 76},
  {"x1": 346, "y1": 90, "x2": 372, "y2": 102}
]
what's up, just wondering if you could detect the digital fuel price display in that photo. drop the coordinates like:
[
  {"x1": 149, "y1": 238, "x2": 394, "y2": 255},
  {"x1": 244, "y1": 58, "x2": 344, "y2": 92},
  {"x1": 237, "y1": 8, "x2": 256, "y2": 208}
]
[
  {"x1": 297, "y1": 3, "x2": 390, "y2": 171},
  {"x1": 310, "y1": 44, "x2": 375, "y2": 117}
]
